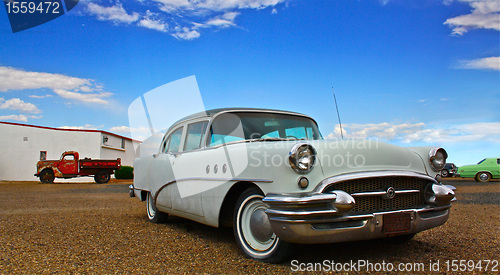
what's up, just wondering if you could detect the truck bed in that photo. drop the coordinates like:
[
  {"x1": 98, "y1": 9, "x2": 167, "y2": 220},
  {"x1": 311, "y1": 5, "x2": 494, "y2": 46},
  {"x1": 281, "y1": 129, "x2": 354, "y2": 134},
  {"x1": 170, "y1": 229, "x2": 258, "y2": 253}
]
[{"x1": 79, "y1": 159, "x2": 121, "y2": 171}]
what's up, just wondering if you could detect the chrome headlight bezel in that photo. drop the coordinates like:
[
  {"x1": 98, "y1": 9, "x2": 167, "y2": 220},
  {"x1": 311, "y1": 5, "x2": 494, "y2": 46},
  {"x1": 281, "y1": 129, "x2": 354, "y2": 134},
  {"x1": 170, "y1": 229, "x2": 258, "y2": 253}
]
[
  {"x1": 289, "y1": 143, "x2": 317, "y2": 174},
  {"x1": 429, "y1": 147, "x2": 447, "y2": 172}
]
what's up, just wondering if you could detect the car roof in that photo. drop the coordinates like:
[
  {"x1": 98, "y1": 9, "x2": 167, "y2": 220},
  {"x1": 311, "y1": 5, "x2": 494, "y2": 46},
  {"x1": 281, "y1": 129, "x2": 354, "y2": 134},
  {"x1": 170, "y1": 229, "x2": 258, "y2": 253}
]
[{"x1": 171, "y1": 108, "x2": 314, "y2": 127}]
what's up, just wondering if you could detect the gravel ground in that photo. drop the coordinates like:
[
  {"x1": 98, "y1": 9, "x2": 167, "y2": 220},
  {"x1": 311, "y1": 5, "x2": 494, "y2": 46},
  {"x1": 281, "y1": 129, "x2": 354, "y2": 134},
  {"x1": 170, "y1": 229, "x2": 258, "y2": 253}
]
[{"x1": 0, "y1": 179, "x2": 498, "y2": 274}]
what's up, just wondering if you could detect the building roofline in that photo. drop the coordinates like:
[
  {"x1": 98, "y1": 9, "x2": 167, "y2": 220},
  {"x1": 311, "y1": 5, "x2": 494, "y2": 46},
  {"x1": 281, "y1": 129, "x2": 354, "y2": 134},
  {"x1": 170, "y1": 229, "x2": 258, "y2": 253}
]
[{"x1": 0, "y1": 121, "x2": 139, "y2": 142}]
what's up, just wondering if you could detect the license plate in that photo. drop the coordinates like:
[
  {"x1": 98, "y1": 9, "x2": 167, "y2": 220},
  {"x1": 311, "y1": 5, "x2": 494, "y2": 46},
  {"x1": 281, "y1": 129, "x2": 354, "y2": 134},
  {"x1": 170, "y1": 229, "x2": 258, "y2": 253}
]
[{"x1": 383, "y1": 212, "x2": 411, "y2": 234}]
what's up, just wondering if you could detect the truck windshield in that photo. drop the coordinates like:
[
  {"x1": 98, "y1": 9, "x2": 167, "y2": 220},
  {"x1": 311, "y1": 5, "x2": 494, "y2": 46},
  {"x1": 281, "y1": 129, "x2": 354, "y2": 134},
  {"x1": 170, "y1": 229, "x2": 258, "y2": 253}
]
[{"x1": 209, "y1": 112, "x2": 322, "y2": 146}]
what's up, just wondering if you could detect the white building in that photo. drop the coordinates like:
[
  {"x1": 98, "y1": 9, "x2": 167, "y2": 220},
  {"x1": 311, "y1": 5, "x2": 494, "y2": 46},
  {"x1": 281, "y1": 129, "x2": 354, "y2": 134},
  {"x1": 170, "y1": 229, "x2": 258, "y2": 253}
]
[{"x1": 0, "y1": 122, "x2": 139, "y2": 181}]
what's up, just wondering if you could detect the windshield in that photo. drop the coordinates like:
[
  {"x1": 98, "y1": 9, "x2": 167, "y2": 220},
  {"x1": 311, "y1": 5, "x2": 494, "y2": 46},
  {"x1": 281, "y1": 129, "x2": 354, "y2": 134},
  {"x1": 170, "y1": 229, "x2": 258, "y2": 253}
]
[
  {"x1": 209, "y1": 112, "x2": 322, "y2": 146},
  {"x1": 477, "y1": 158, "x2": 486, "y2": 164}
]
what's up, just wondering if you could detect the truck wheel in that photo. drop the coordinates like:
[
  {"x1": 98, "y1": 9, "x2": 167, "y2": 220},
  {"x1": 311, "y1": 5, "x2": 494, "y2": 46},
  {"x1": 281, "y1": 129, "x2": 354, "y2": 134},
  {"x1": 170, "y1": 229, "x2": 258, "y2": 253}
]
[
  {"x1": 94, "y1": 170, "x2": 110, "y2": 184},
  {"x1": 233, "y1": 187, "x2": 293, "y2": 263},
  {"x1": 146, "y1": 193, "x2": 168, "y2": 223},
  {"x1": 40, "y1": 169, "x2": 55, "y2": 184}
]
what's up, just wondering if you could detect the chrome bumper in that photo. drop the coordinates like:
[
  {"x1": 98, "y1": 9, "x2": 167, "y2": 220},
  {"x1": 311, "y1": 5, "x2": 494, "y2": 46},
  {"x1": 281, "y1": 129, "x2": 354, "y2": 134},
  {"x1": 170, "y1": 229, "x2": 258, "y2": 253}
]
[
  {"x1": 129, "y1": 184, "x2": 135, "y2": 198},
  {"x1": 263, "y1": 189, "x2": 454, "y2": 244}
]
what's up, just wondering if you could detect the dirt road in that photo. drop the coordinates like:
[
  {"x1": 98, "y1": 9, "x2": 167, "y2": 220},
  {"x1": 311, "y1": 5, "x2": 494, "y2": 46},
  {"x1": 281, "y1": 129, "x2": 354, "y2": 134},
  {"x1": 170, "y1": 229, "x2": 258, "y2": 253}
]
[{"x1": 0, "y1": 179, "x2": 498, "y2": 274}]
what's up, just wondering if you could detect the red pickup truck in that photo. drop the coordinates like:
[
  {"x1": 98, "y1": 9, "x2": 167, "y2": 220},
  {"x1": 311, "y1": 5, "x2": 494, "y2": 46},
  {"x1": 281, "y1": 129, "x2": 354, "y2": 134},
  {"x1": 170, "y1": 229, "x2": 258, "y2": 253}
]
[{"x1": 35, "y1": 151, "x2": 121, "y2": 184}]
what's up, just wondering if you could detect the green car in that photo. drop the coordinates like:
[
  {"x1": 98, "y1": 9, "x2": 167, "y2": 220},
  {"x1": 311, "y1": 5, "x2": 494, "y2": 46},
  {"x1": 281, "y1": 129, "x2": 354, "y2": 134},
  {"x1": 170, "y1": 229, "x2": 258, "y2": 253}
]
[{"x1": 458, "y1": 158, "x2": 500, "y2": 182}]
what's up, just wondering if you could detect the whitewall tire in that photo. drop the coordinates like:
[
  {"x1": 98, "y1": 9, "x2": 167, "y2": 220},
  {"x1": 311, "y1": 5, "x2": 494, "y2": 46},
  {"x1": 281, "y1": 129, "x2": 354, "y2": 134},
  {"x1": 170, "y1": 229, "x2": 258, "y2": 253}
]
[{"x1": 233, "y1": 187, "x2": 292, "y2": 263}]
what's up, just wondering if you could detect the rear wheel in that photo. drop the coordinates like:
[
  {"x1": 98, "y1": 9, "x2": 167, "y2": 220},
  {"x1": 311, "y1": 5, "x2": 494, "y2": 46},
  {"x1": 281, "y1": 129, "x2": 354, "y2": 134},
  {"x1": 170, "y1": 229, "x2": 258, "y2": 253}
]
[
  {"x1": 146, "y1": 193, "x2": 168, "y2": 223},
  {"x1": 94, "y1": 170, "x2": 110, "y2": 184},
  {"x1": 233, "y1": 187, "x2": 293, "y2": 263},
  {"x1": 476, "y1": 172, "x2": 491, "y2": 182},
  {"x1": 39, "y1": 169, "x2": 54, "y2": 184}
]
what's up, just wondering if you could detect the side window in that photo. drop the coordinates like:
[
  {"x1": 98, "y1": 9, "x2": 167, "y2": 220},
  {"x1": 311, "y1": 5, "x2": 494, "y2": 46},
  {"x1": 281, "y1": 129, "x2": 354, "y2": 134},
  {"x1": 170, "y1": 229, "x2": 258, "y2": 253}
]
[
  {"x1": 166, "y1": 127, "x2": 183, "y2": 154},
  {"x1": 160, "y1": 137, "x2": 170, "y2": 153},
  {"x1": 497, "y1": 159, "x2": 500, "y2": 165},
  {"x1": 63, "y1": 154, "x2": 75, "y2": 161},
  {"x1": 184, "y1": 121, "x2": 208, "y2": 152}
]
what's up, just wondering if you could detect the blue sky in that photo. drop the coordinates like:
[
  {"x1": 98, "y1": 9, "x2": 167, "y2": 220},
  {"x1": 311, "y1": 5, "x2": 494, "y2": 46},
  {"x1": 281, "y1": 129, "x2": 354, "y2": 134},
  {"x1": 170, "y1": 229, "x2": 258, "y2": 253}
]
[{"x1": 0, "y1": 0, "x2": 498, "y2": 166}]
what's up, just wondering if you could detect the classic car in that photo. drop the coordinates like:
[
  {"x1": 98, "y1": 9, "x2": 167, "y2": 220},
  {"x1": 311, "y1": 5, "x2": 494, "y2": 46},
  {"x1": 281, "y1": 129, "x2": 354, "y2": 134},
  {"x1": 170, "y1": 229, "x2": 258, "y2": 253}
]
[
  {"x1": 130, "y1": 108, "x2": 455, "y2": 263},
  {"x1": 457, "y1": 158, "x2": 500, "y2": 182},
  {"x1": 441, "y1": 163, "x2": 457, "y2": 178}
]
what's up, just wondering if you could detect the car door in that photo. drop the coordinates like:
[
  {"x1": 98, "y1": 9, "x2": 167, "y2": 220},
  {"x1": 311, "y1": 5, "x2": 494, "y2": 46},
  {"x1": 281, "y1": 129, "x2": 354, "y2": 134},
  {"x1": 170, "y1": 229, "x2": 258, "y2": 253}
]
[
  {"x1": 149, "y1": 126, "x2": 184, "y2": 209},
  {"x1": 59, "y1": 153, "x2": 78, "y2": 175},
  {"x1": 169, "y1": 120, "x2": 208, "y2": 217}
]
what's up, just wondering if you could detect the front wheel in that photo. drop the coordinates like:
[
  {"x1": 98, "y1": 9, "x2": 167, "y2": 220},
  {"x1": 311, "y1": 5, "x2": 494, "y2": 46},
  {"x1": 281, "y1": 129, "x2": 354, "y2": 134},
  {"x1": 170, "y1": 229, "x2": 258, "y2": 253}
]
[
  {"x1": 39, "y1": 169, "x2": 55, "y2": 184},
  {"x1": 94, "y1": 170, "x2": 110, "y2": 184},
  {"x1": 476, "y1": 172, "x2": 491, "y2": 182},
  {"x1": 146, "y1": 193, "x2": 168, "y2": 223},
  {"x1": 233, "y1": 187, "x2": 293, "y2": 263}
]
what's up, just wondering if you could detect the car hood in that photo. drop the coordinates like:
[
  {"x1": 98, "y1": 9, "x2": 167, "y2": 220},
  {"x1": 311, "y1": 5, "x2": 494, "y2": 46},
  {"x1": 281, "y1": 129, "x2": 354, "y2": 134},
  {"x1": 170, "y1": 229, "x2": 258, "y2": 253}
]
[{"x1": 309, "y1": 139, "x2": 428, "y2": 177}]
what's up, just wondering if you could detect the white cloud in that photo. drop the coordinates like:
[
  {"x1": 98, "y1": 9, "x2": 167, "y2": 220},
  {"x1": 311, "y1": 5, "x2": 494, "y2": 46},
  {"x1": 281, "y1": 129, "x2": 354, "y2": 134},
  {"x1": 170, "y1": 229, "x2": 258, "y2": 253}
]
[
  {"x1": 379, "y1": 0, "x2": 390, "y2": 6},
  {"x1": 138, "y1": 11, "x2": 168, "y2": 32},
  {"x1": 0, "y1": 98, "x2": 41, "y2": 113},
  {"x1": 59, "y1": 124, "x2": 103, "y2": 130},
  {"x1": 326, "y1": 122, "x2": 500, "y2": 143},
  {"x1": 204, "y1": 12, "x2": 239, "y2": 28},
  {"x1": 87, "y1": 3, "x2": 140, "y2": 24},
  {"x1": 444, "y1": 0, "x2": 500, "y2": 35},
  {"x1": 156, "y1": 0, "x2": 283, "y2": 12},
  {"x1": 0, "y1": 66, "x2": 110, "y2": 105},
  {"x1": 0, "y1": 66, "x2": 93, "y2": 92},
  {"x1": 29, "y1": 94, "x2": 53, "y2": 99},
  {"x1": 172, "y1": 27, "x2": 201, "y2": 40},
  {"x1": 0, "y1": 114, "x2": 41, "y2": 122},
  {"x1": 458, "y1": 56, "x2": 500, "y2": 71},
  {"x1": 53, "y1": 89, "x2": 112, "y2": 105},
  {"x1": 84, "y1": 0, "x2": 284, "y2": 39}
]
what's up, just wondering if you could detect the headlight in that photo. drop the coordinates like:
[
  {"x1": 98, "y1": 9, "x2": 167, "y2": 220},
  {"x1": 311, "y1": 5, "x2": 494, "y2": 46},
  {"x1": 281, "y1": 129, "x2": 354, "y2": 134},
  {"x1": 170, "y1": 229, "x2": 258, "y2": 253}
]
[
  {"x1": 429, "y1": 147, "x2": 447, "y2": 172},
  {"x1": 289, "y1": 143, "x2": 316, "y2": 174}
]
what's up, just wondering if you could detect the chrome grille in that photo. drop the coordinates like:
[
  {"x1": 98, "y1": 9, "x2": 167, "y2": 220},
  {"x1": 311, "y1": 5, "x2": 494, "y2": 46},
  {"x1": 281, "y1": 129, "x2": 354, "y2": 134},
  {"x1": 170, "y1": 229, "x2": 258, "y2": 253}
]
[{"x1": 325, "y1": 176, "x2": 429, "y2": 214}]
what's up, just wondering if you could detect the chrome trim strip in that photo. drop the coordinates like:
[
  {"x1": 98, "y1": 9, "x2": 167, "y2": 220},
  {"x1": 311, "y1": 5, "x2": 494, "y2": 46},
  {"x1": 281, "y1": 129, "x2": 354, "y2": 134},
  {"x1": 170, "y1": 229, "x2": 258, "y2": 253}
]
[
  {"x1": 314, "y1": 171, "x2": 437, "y2": 193},
  {"x1": 153, "y1": 177, "x2": 273, "y2": 202},
  {"x1": 350, "y1": 189, "x2": 420, "y2": 197},
  {"x1": 263, "y1": 193, "x2": 337, "y2": 205},
  {"x1": 266, "y1": 209, "x2": 338, "y2": 217}
]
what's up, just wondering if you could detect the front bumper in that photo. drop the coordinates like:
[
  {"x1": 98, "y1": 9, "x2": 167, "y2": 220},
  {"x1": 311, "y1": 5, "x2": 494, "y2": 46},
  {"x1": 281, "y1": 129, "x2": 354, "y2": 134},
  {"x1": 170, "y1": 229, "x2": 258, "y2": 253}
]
[
  {"x1": 264, "y1": 203, "x2": 451, "y2": 244},
  {"x1": 262, "y1": 171, "x2": 455, "y2": 244}
]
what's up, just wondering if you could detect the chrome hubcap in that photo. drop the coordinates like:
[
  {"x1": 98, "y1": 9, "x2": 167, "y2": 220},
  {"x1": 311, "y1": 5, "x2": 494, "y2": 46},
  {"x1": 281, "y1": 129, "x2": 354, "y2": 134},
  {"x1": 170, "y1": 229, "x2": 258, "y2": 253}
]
[
  {"x1": 479, "y1": 173, "x2": 488, "y2": 181},
  {"x1": 249, "y1": 208, "x2": 273, "y2": 242},
  {"x1": 239, "y1": 195, "x2": 278, "y2": 253}
]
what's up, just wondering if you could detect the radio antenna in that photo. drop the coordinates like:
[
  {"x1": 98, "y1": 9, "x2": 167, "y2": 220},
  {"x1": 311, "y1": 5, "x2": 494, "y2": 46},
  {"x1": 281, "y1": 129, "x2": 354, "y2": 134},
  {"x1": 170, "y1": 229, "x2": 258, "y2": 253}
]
[{"x1": 332, "y1": 87, "x2": 344, "y2": 139}]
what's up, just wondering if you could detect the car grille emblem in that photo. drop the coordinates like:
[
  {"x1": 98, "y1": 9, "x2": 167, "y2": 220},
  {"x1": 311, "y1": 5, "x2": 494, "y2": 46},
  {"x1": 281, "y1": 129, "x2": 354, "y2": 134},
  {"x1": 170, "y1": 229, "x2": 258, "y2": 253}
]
[{"x1": 383, "y1": 187, "x2": 396, "y2": 200}]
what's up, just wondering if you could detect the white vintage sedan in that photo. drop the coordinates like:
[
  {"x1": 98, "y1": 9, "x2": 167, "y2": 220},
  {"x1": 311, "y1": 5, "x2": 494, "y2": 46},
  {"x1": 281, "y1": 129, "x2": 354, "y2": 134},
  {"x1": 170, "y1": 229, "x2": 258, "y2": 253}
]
[{"x1": 130, "y1": 108, "x2": 455, "y2": 263}]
